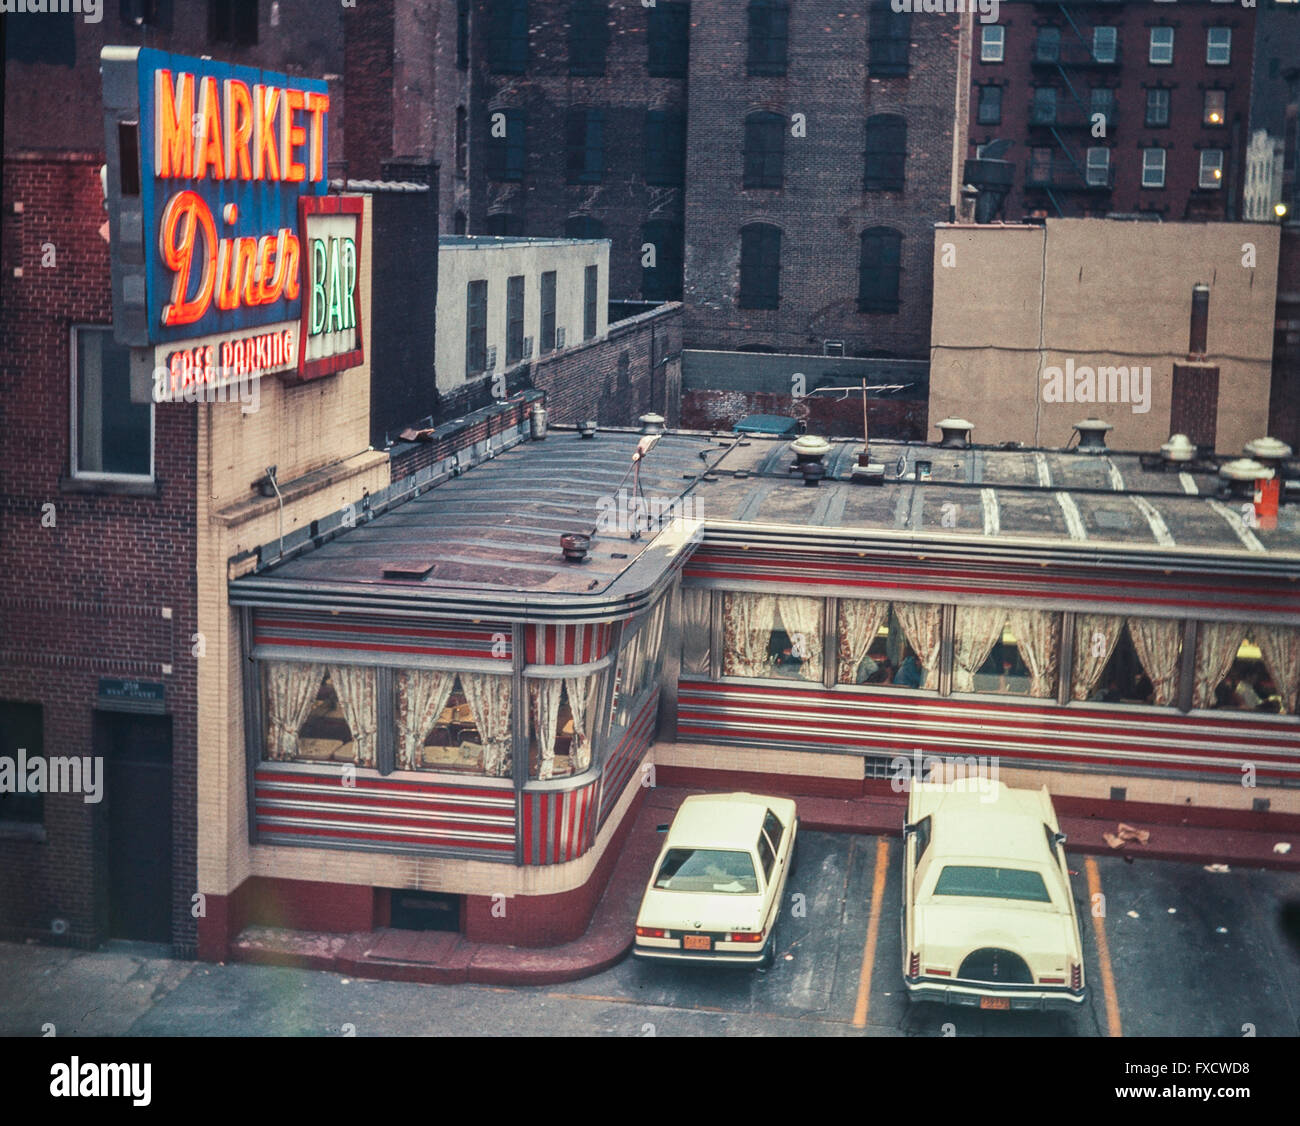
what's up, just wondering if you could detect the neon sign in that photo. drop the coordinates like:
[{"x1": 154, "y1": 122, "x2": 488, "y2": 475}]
[{"x1": 293, "y1": 195, "x2": 363, "y2": 382}]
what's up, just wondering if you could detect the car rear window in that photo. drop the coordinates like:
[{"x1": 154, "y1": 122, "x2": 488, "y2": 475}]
[
  {"x1": 933, "y1": 865, "x2": 1051, "y2": 903},
  {"x1": 654, "y1": 849, "x2": 760, "y2": 894}
]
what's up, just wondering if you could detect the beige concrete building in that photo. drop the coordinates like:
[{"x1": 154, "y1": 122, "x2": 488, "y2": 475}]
[
  {"x1": 928, "y1": 218, "x2": 1279, "y2": 454},
  {"x1": 436, "y1": 236, "x2": 609, "y2": 395}
]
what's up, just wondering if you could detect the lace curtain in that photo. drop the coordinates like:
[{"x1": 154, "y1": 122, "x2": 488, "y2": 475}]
[
  {"x1": 1193, "y1": 621, "x2": 1246, "y2": 709},
  {"x1": 952, "y1": 606, "x2": 1006, "y2": 693},
  {"x1": 722, "y1": 592, "x2": 777, "y2": 677},
  {"x1": 837, "y1": 599, "x2": 889, "y2": 684},
  {"x1": 1125, "y1": 618, "x2": 1181, "y2": 706},
  {"x1": 776, "y1": 595, "x2": 824, "y2": 680},
  {"x1": 566, "y1": 671, "x2": 603, "y2": 772},
  {"x1": 530, "y1": 679, "x2": 564, "y2": 780},
  {"x1": 1071, "y1": 614, "x2": 1123, "y2": 701},
  {"x1": 1255, "y1": 623, "x2": 1300, "y2": 714},
  {"x1": 463, "y1": 672, "x2": 513, "y2": 777},
  {"x1": 895, "y1": 602, "x2": 942, "y2": 690},
  {"x1": 329, "y1": 665, "x2": 378, "y2": 767},
  {"x1": 264, "y1": 662, "x2": 325, "y2": 761},
  {"x1": 395, "y1": 669, "x2": 456, "y2": 770},
  {"x1": 1009, "y1": 609, "x2": 1061, "y2": 698}
]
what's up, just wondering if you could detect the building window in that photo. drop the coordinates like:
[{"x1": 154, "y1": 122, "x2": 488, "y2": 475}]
[
  {"x1": 1085, "y1": 146, "x2": 1110, "y2": 187},
  {"x1": 506, "y1": 275, "x2": 525, "y2": 366},
  {"x1": 1206, "y1": 27, "x2": 1231, "y2": 65},
  {"x1": 72, "y1": 326, "x2": 152, "y2": 480},
  {"x1": 739, "y1": 223, "x2": 781, "y2": 309},
  {"x1": 1149, "y1": 26, "x2": 1174, "y2": 65},
  {"x1": 1142, "y1": 147, "x2": 1166, "y2": 188},
  {"x1": 208, "y1": 0, "x2": 256, "y2": 45},
  {"x1": 648, "y1": 1, "x2": 690, "y2": 78},
  {"x1": 485, "y1": 214, "x2": 524, "y2": 236},
  {"x1": 722, "y1": 592, "x2": 823, "y2": 681},
  {"x1": 122, "y1": 0, "x2": 167, "y2": 27},
  {"x1": 396, "y1": 671, "x2": 511, "y2": 776},
  {"x1": 836, "y1": 601, "x2": 937, "y2": 690},
  {"x1": 747, "y1": 0, "x2": 789, "y2": 76},
  {"x1": 1029, "y1": 146, "x2": 1053, "y2": 184},
  {"x1": 1034, "y1": 26, "x2": 1061, "y2": 64},
  {"x1": 1090, "y1": 87, "x2": 1115, "y2": 127},
  {"x1": 540, "y1": 271, "x2": 557, "y2": 354},
  {"x1": 466, "y1": 280, "x2": 488, "y2": 374},
  {"x1": 980, "y1": 23, "x2": 1004, "y2": 63},
  {"x1": 0, "y1": 702, "x2": 43, "y2": 825},
  {"x1": 864, "y1": 114, "x2": 907, "y2": 190},
  {"x1": 1195, "y1": 624, "x2": 1300, "y2": 715},
  {"x1": 566, "y1": 107, "x2": 604, "y2": 184},
  {"x1": 1203, "y1": 89, "x2": 1227, "y2": 127},
  {"x1": 743, "y1": 111, "x2": 786, "y2": 189},
  {"x1": 455, "y1": 106, "x2": 467, "y2": 176},
  {"x1": 584, "y1": 263, "x2": 599, "y2": 339},
  {"x1": 1071, "y1": 616, "x2": 1181, "y2": 707},
  {"x1": 457, "y1": 0, "x2": 469, "y2": 69},
  {"x1": 977, "y1": 85, "x2": 1002, "y2": 126},
  {"x1": 642, "y1": 219, "x2": 684, "y2": 301},
  {"x1": 528, "y1": 671, "x2": 606, "y2": 780},
  {"x1": 569, "y1": 1, "x2": 609, "y2": 75},
  {"x1": 1030, "y1": 86, "x2": 1057, "y2": 126},
  {"x1": 868, "y1": 0, "x2": 910, "y2": 76},
  {"x1": 645, "y1": 110, "x2": 686, "y2": 186},
  {"x1": 858, "y1": 226, "x2": 902, "y2": 314},
  {"x1": 489, "y1": 0, "x2": 529, "y2": 74},
  {"x1": 1092, "y1": 26, "x2": 1117, "y2": 64},
  {"x1": 263, "y1": 666, "x2": 376, "y2": 767},
  {"x1": 566, "y1": 215, "x2": 605, "y2": 240},
  {"x1": 976, "y1": 86, "x2": 1003, "y2": 127},
  {"x1": 486, "y1": 108, "x2": 525, "y2": 181},
  {"x1": 1145, "y1": 87, "x2": 1170, "y2": 127},
  {"x1": 454, "y1": 210, "x2": 467, "y2": 235},
  {"x1": 1199, "y1": 148, "x2": 1224, "y2": 188}
]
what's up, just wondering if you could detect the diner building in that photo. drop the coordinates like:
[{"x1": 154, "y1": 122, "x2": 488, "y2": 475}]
[{"x1": 201, "y1": 417, "x2": 1300, "y2": 957}]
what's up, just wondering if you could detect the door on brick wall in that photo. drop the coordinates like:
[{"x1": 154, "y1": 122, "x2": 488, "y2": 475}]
[{"x1": 97, "y1": 713, "x2": 173, "y2": 943}]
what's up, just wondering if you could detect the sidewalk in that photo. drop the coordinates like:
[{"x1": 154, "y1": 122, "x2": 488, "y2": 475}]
[{"x1": 225, "y1": 784, "x2": 1300, "y2": 987}]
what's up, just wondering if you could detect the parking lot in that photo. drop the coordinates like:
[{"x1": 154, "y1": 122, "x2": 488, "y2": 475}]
[{"x1": 3, "y1": 831, "x2": 1299, "y2": 1037}]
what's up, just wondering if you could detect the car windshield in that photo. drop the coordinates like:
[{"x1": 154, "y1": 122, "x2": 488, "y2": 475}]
[
  {"x1": 933, "y1": 865, "x2": 1051, "y2": 903},
  {"x1": 654, "y1": 848, "x2": 760, "y2": 894}
]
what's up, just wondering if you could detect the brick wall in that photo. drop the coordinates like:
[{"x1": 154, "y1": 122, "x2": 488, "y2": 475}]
[
  {"x1": 1269, "y1": 225, "x2": 1300, "y2": 448},
  {"x1": 0, "y1": 154, "x2": 199, "y2": 955},
  {"x1": 343, "y1": 0, "x2": 398, "y2": 181},
  {"x1": 681, "y1": 387, "x2": 926, "y2": 441}
]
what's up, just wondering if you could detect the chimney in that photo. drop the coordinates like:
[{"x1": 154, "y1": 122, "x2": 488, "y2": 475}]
[
  {"x1": 1189, "y1": 283, "x2": 1210, "y2": 360},
  {"x1": 935, "y1": 418, "x2": 973, "y2": 449},
  {"x1": 1072, "y1": 417, "x2": 1113, "y2": 454}
]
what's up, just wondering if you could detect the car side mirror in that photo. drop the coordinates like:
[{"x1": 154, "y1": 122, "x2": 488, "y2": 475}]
[
  {"x1": 1053, "y1": 832, "x2": 1067, "y2": 847},
  {"x1": 903, "y1": 822, "x2": 918, "y2": 836},
  {"x1": 656, "y1": 824, "x2": 670, "y2": 833}
]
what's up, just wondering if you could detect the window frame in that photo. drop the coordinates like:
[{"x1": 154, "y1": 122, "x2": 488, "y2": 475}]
[
  {"x1": 868, "y1": 0, "x2": 911, "y2": 77},
  {"x1": 1199, "y1": 148, "x2": 1225, "y2": 189},
  {"x1": 1203, "y1": 89, "x2": 1227, "y2": 127},
  {"x1": 584, "y1": 263, "x2": 599, "y2": 340},
  {"x1": 1085, "y1": 146, "x2": 1110, "y2": 187},
  {"x1": 747, "y1": 0, "x2": 790, "y2": 77},
  {"x1": 539, "y1": 270, "x2": 557, "y2": 355},
  {"x1": 645, "y1": 109, "x2": 686, "y2": 186},
  {"x1": 1141, "y1": 147, "x2": 1167, "y2": 188},
  {"x1": 1092, "y1": 25, "x2": 1117, "y2": 64},
  {"x1": 70, "y1": 324, "x2": 155, "y2": 483},
  {"x1": 642, "y1": 219, "x2": 684, "y2": 302},
  {"x1": 977, "y1": 84, "x2": 1002, "y2": 127},
  {"x1": 858, "y1": 226, "x2": 903, "y2": 314},
  {"x1": 1149, "y1": 26, "x2": 1174, "y2": 65},
  {"x1": 0, "y1": 701, "x2": 44, "y2": 827},
  {"x1": 466, "y1": 280, "x2": 488, "y2": 375},
  {"x1": 647, "y1": 1, "x2": 691, "y2": 78},
  {"x1": 488, "y1": 0, "x2": 530, "y2": 75},
  {"x1": 980, "y1": 23, "x2": 1004, "y2": 63},
  {"x1": 1206, "y1": 26, "x2": 1231, "y2": 66},
  {"x1": 569, "y1": 0, "x2": 610, "y2": 76},
  {"x1": 1030, "y1": 86, "x2": 1057, "y2": 127},
  {"x1": 506, "y1": 275, "x2": 526, "y2": 367},
  {"x1": 208, "y1": 0, "x2": 257, "y2": 46},
  {"x1": 566, "y1": 107, "x2": 605, "y2": 185},
  {"x1": 738, "y1": 223, "x2": 782, "y2": 310},
  {"x1": 864, "y1": 113, "x2": 907, "y2": 191},
  {"x1": 743, "y1": 110, "x2": 786, "y2": 190},
  {"x1": 486, "y1": 107, "x2": 526, "y2": 183},
  {"x1": 1145, "y1": 87, "x2": 1171, "y2": 128}
]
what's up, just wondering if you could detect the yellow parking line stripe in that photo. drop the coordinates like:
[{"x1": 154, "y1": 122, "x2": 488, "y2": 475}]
[
  {"x1": 852, "y1": 837, "x2": 891, "y2": 1029},
  {"x1": 1085, "y1": 857, "x2": 1123, "y2": 1038}
]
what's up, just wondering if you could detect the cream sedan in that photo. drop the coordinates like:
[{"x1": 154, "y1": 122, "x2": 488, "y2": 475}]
[
  {"x1": 633, "y1": 793, "x2": 798, "y2": 967},
  {"x1": 902, "y1": 779, "x2": 1086, "y2": 1011}
]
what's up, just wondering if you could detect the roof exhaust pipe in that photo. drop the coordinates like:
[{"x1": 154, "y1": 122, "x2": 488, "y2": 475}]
[
  {"x1": 1072, "y1": 418, "x2": 1113, "y2": 454},
  {"x1": 790, "y1": 434, "x2": 831, "y2": 486},
  {"x1": 935, "y1": 418, "x2": 973, "y2": 449}
]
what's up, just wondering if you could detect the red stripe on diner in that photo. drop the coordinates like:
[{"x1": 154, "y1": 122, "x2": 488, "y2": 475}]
[
  {"x1": 252, "y1": 788, "x2": 514, "y2": 816},
  {"x1": 521, "y1": 791, "x2": 532, "y2": 864},
  {"x1": 256, "y1": 617, "x2": 503, "y2": 642},
  {"x1": 564, "y1": 789, "x2": 578, "y2": 860},
  {"x1": 254, "y1": 804, "x2": 516, "y2": 833},
  {"x1": 538, "y1": 792, "x2": 549, "y2": 865},
  {"x1": 253, "y1": 771, "x2": 511, "y2": 802},
  {"x1": 256, "y1": 822, "x2": 515, "y2": 849}
]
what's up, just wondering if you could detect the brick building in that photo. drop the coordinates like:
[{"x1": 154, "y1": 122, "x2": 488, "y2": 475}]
[{"x1": 969, "y1": 0, "x2": 1257, "y2": 222}]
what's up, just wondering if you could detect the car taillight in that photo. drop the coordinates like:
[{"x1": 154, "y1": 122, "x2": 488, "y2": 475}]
[
  {"x1": 1071, "y1": 962, "x2": 1082, "y2": 990},
  {"x1": 636, "y1": 926, "x2": 666, "y2": 939},
  {"x1": 727, "y1": 931, "x2": 764, "y2": 943},
  {"x1": 908, "y1": 952, "x2": 919, "y2": 977}
]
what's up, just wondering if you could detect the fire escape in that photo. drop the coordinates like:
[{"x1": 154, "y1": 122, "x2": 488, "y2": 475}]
[{"x1": 1025, "y1": 1, "x2": 1121, "y2": 217}]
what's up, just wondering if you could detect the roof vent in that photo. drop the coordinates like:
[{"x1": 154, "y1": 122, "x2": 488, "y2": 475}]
[
  {"x1": 1243, "y1": 437, "x2": 1292, "y2": 467},
  {"x1": 560, "y1": 532, "x2": 591, "y2": 562},
  {"x1": 578, "y1": 419, "x2": 598, "y2": 439},
  {"x1": 639, "y1": 412, "x2": 665, "y2": 435},
  {"x1": 1219, "y1": 457, "x2": 1274, "y2": 500},
  {"x1": 790, "y1": 434, "x2": 831, "y2": 487},
  {"x1": 935, "y1": 418, "x2": 973, "y2": 449},
  {"x1": 1160, "y1": 433, "x2": 1196, "y2": 464},
  {"x1": 1073, "y1": 417, "x2": 1113, "y2": 453}
]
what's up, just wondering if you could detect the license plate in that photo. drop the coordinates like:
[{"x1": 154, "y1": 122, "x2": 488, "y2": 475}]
[
  {"x1": 683, "y1": 934, "x2": 711, "y2": 951},
  {"x1": 979, "y1": 996, "x2": 1010, "y2": 1011}
]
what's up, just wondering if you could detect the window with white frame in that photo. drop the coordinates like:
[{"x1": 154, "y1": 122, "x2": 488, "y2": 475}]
[
  {"x1": 1199, "y1": 148, "x2": 1224, "y2": 188},
  {"x1": 1149, "y1": 26, "x2": 1173, "y2": 65},
  {"x1": 1206, "y1": 27, "x2": 1231, "y2": 65},
  {"x1": 1085, "y1": 146, "x2": 1110, "y2": 186},
  {"x1": 1092, "y1": 26, "x2": 1117, "y2": 64},
  {"x1": 1142, "y1": 147, "x2": 1166, "y2": 188},
  {"x1": 72, "y1": 325, "x2": 152, "y2": 480},
  {"x1": 980, "y1": 24, "x2": 1004, "y2": 63}
]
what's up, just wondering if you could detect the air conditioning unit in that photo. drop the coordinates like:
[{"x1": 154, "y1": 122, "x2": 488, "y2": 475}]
[
  {"x1": 556, "y1": 326, "x2": 566, "y2": 348},
  {"x1": 823, "y1": 339, "x2": 845, "y2": 357},
  {"x1": 485, "y1": 345, "x2": 497, "y2": 370}
]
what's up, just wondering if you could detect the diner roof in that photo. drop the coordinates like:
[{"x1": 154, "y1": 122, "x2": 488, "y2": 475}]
[{"x1": 229, "y1": 427, "x2": 1300, "y2": 618}]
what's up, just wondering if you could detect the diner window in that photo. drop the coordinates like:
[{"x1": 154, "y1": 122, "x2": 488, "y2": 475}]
[
  {"x1": 858, "y1": 227, "x2": 902, "y2": 314},
  {"x1": 1204, "y1": 89, "x2": 1227, "y2": 127},
  {"x1": 0, "y1": 702, "x2": 43, "y2": 825},
  {"x1": 489, "y1": 0, "x2": 529, "y2": 74},
  {"x1": 951, "y1": 609, "x2": 1063, "y2": 698},
  {"x1": 264, "y1": 664, "x2": 377, "y2": 767},
  {"x1": 836, "y1": 600, "x2": 939, "y2": 690},
  {"x1": 1142, "y1": 147, "x2": 1166, "y2": 188},
  {"x1": 748, "y1": 0, "x2": 789, "y2": 76},
  {"x1": 506, "y1": 275, "x2": 525, "y2": 366},
  {"x1": 566, "y1": 107, "x2": 604, "y2": 184},
  {"x1": 1071, "y1": 615, "x2": 1182, "y2": 707},
  {"x1": 1035, "y1": 26, "x2": 1061, "y2": 64},
  {"x1": 1194, "y1": 624, "x2": 1299, "y2": 714},
  {"x1": 738, "y1": 223, "x2": 781, "y2": 310},
  {"x1": 611, "y1": 599, "x2": 668, "y2": 727},
  {"x1": 977, "y1": 85, "x2": 1002, "y2": 126},
  {"x1": 722, "y1": 592, "x2": 824, "y2": 682},
  {"x1": 743, "y1": 111, "x2": 786, "y2": 189},
  {"x1": 1199, "y1": 148, "x2": 1224, "y2": 188},
  {"x1": 540, "y1": 271, "x2": 557, "y2": 354},
  {"x1": 1206, "y1": 27, "x2": 1231, "y2": 66},
  {"x1": 569, "y1": 1, "x2": 609, "y2": 75},
  {"x1": 645, "y1": 110, "x2": 687, "y2": 186},
  {"x1": 1146, "y1": 87, "x2": 1170, "y2": 127},
  {"x1": 680, "y1": 588, "x2": 712, "y2": 678},
  {"x1": 868, "y1": 0, "x2": 910, "y2": 76},
  {"x1": 73, "y1": 326, "x2": 152, "y2": 480},
  {"x1": 648, "y1": 2, "x2": 690, "y2": 78},
  {"x1": 1031, "y1": 87, "x2": 1057, "y2": 126},
  {"x1": 1149, "y1": 26, "x2": 1174, "y2": 65},
  {"x1": 466, "y1": 280, "x2": 488, "y2": 374},
  {"x1": 584, "y1": 264, "x2": 599, "y2": 340},
  {"x1": 486, "y1": 108, "x2": 525, "y2": 182},
  {"x1": 529, "y1": 671, "x2": 606, "y2": 780},
  {"x1": 980, "y1": 24, "x2": 1004, "y2": 63},
  {"x1": 864, "y1": 113, "x2": 907, "y2": 191},
  {"x1": 1092, "y1": 26, "x2": 1117, "y2": 64},
  {"x1": 396, "y1": 671, "x2": 511, "y2": 777}
]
